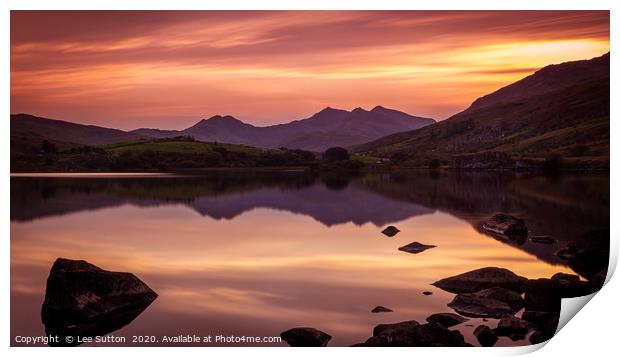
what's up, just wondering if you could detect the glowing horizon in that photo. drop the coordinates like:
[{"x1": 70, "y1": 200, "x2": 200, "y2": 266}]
[{"x1": 10, "y1": 11, "x2": 609, "y2": 130}]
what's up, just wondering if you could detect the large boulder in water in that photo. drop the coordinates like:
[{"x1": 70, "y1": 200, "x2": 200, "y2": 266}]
[
  {"x1": 481, "y1": 213, "x2": 528, "y2": 240},
  {"x1": 432, "y1": 267, "x2": 527, "y2": 294},
  {"x1": 280, "y1": 327, "x2": 331, "y2": 347},
  {"x1": 41, "y1": 258, "x2": 157, "y2": 346},
  {"x1": 448, "y1": 287, "x2": 523, "y2": 318},
  {"x1": 353, "y1": 321, "x2": 468, "y2": 347}
]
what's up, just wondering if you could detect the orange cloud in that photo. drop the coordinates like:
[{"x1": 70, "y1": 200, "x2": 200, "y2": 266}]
[{"x1": 10, "y1": 11, "x2": 609, "y2": 130}]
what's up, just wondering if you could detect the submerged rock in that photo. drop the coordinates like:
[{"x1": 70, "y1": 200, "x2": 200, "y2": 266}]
[
  {"x1": 493, "y1": 316, "x2": 535, "y2": 337},
  {"x1": 41, "y1": 258, "x2": 157, "y2": 346},
  {"x1": 448, "y1": 288, "x2": 519, "y2": 318},
  {"x1": 426, "y1": 313, "x2": 468, "y2": 327},
  {"x1": 381, "y1": 226, "x2": 400, "y2": 237},
  {"x1": 371, "y1": 306, "x2": 393, "y2": 313},
  {"x1": 474, "y1": 325, "x2": 498, "y2": 347},
  {"x1": 398, "y1": 242, "x2": 437, "y2": 254},
  {"x1": 482, "y1": 213, "x2": 528, "y2": 240},
  {"x1": 432, "y1": 267, "x2": 527, "y2": 294},
  {"x1": 355, "y1": 321, "x2": 468, "y2": 347},
  {"x1": 280, "y1": 327, "x2": 331, "y2": 347}
]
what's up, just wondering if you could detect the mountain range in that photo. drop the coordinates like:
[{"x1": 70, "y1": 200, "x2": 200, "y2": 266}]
[
  {"x1": 10, "y1": 52, "x2": 609, "y2": 166},
  {"x1": 11, "y1": 106, "x2": 435, "y2": 153},
  {"x1": 355, "y1": 53, "x2": 610, "y2": 167},
  {"x1": 131, "y1": 106, "x2": 435, "y2": 151}
]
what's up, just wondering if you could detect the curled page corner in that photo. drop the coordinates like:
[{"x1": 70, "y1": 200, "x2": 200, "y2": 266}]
[
  {"x1": 548, "y1": 240, "x2": 617, "y2": 346},
  {"x1": 557, "y1": 294, "x2": 597, "y2": 333}
]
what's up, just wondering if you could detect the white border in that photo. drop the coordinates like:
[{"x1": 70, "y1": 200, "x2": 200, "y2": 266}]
[{"x1": 2, "y1": 1, "x2": 616, "y2": 357}]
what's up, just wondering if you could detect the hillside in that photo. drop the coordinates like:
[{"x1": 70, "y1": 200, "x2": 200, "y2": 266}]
[
  {"x1": 132, "y1": 106, "x2": 435, "y2": 151},
  {"x1": 10, "y1": 137, "x2": 321, "y2": 172},
  {"x1": 355, "y1": 53, "x2": 610, "y2": 169},
  {"x1": 11, "y1": 114, "x2": 144, "y2": 155}
]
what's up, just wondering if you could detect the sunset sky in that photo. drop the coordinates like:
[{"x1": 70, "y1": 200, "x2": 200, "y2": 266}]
[{"x1": 10, "y1": 11, "x2": 609, "y2": 130}]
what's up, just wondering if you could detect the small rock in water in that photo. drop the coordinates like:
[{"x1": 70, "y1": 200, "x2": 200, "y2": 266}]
[
  {"x1": 474, "y1": 325, "x2": 498, "y2": 347},
  {"x1": 398, "y1": 242, "x2": 436, "y2": 254},
  {"x1": 426, "y1": 313, "x2": 468, "y2": 327},
  {"x1": 371, "y1": 306, "x2": 393, "y2": 313},
  {"x1": 280, "y1": 327, "x2": 332, "y2": 347},
  {"x1": 373, "y1": 320, "x2": 420, "y2": 337},
  {"x1": 422, "y1": 291, "x2": 433, "y2": 296},
  {"x1": 355, "y1": 321, "x2": 468, "y2": 347},
  {"x1": 381, "y1": 225, "x2": 400, "y2": 237},
  {"x1": 530, "y1": 235, "x2": 556, "y2": 244},
  {"x1": 551, "y1": 273, "x2": 580, "y2": 284},
  {"x1": 432, "y1": 267, "x2": 527, "y2": 294},
  {"x1": 549, "y1": 272, "x2": 600, "y2": 297},
  {"x1": 481, "y1": 213, "x2": 528, "y2": 239}
]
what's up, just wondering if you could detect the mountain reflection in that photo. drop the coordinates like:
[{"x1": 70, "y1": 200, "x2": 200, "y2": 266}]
[{"x1": 11, "y1": 171, "x2": 609, "y2": 269}]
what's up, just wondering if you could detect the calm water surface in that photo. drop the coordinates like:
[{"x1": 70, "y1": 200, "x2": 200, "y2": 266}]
[{"x1": 10, "y1": 171, "x2": 609, "y2": 346}]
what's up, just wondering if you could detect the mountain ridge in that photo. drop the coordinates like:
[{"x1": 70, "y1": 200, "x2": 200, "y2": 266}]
[
  {"x1": 12, "y1": 106, "x2": 435, "y2": 153},
  {"x1": 353, "y1": 52, "x2": 610, "y2": 168}
]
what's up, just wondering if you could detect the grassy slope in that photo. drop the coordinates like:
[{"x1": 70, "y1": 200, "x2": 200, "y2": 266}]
[
  {"x1": 10, "y1": 137, "x2": 321, "y2": 172},
  {"x1": 104, "y1": 140, "x2": 274, "y2": 155}
]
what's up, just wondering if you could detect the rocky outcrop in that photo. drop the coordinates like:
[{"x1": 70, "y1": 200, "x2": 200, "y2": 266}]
[
  {"x1": 280, "y1": 327, "x2": 332, "y2": 347},
  {"x1": 353, "y1": 321, "x2": 468, "y2": 347},
  {"x1": 41, "y1": 258, "x2": 157, "y2": 346},
  {"x1": 425, "y1": 313, "x2": 468, "y2": 327},
  {"x1": 448, "y1": 287, "x2": 523, "y2": 318},
  {"x1": 398, "y1": 242, "x2": 436, "y2": 254},
  {"x1": 432, "y1": 267, "x2": 527, "y2": 294},
  {"x1": 474, "y1": 325, "x2": 498, "y2": 347}
]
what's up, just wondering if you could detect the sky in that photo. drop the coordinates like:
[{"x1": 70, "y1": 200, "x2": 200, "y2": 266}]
[{"x1": 10, "y1": 11, "x2": 609, "y2": 130}]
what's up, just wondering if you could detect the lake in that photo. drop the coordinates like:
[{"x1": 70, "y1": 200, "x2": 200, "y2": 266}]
[{"x1": 10, "y1": 170, "x2": 609, "y2": 346}]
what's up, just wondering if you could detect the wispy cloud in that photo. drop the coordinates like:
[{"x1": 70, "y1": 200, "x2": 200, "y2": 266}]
[{"x1": 10, "y1": 11, "x2": 609, "y2": 129}]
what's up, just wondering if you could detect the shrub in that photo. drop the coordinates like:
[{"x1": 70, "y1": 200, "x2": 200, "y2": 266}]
[{"x1": 323, "y1": 147, "x2": 350, "y2": 162}]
